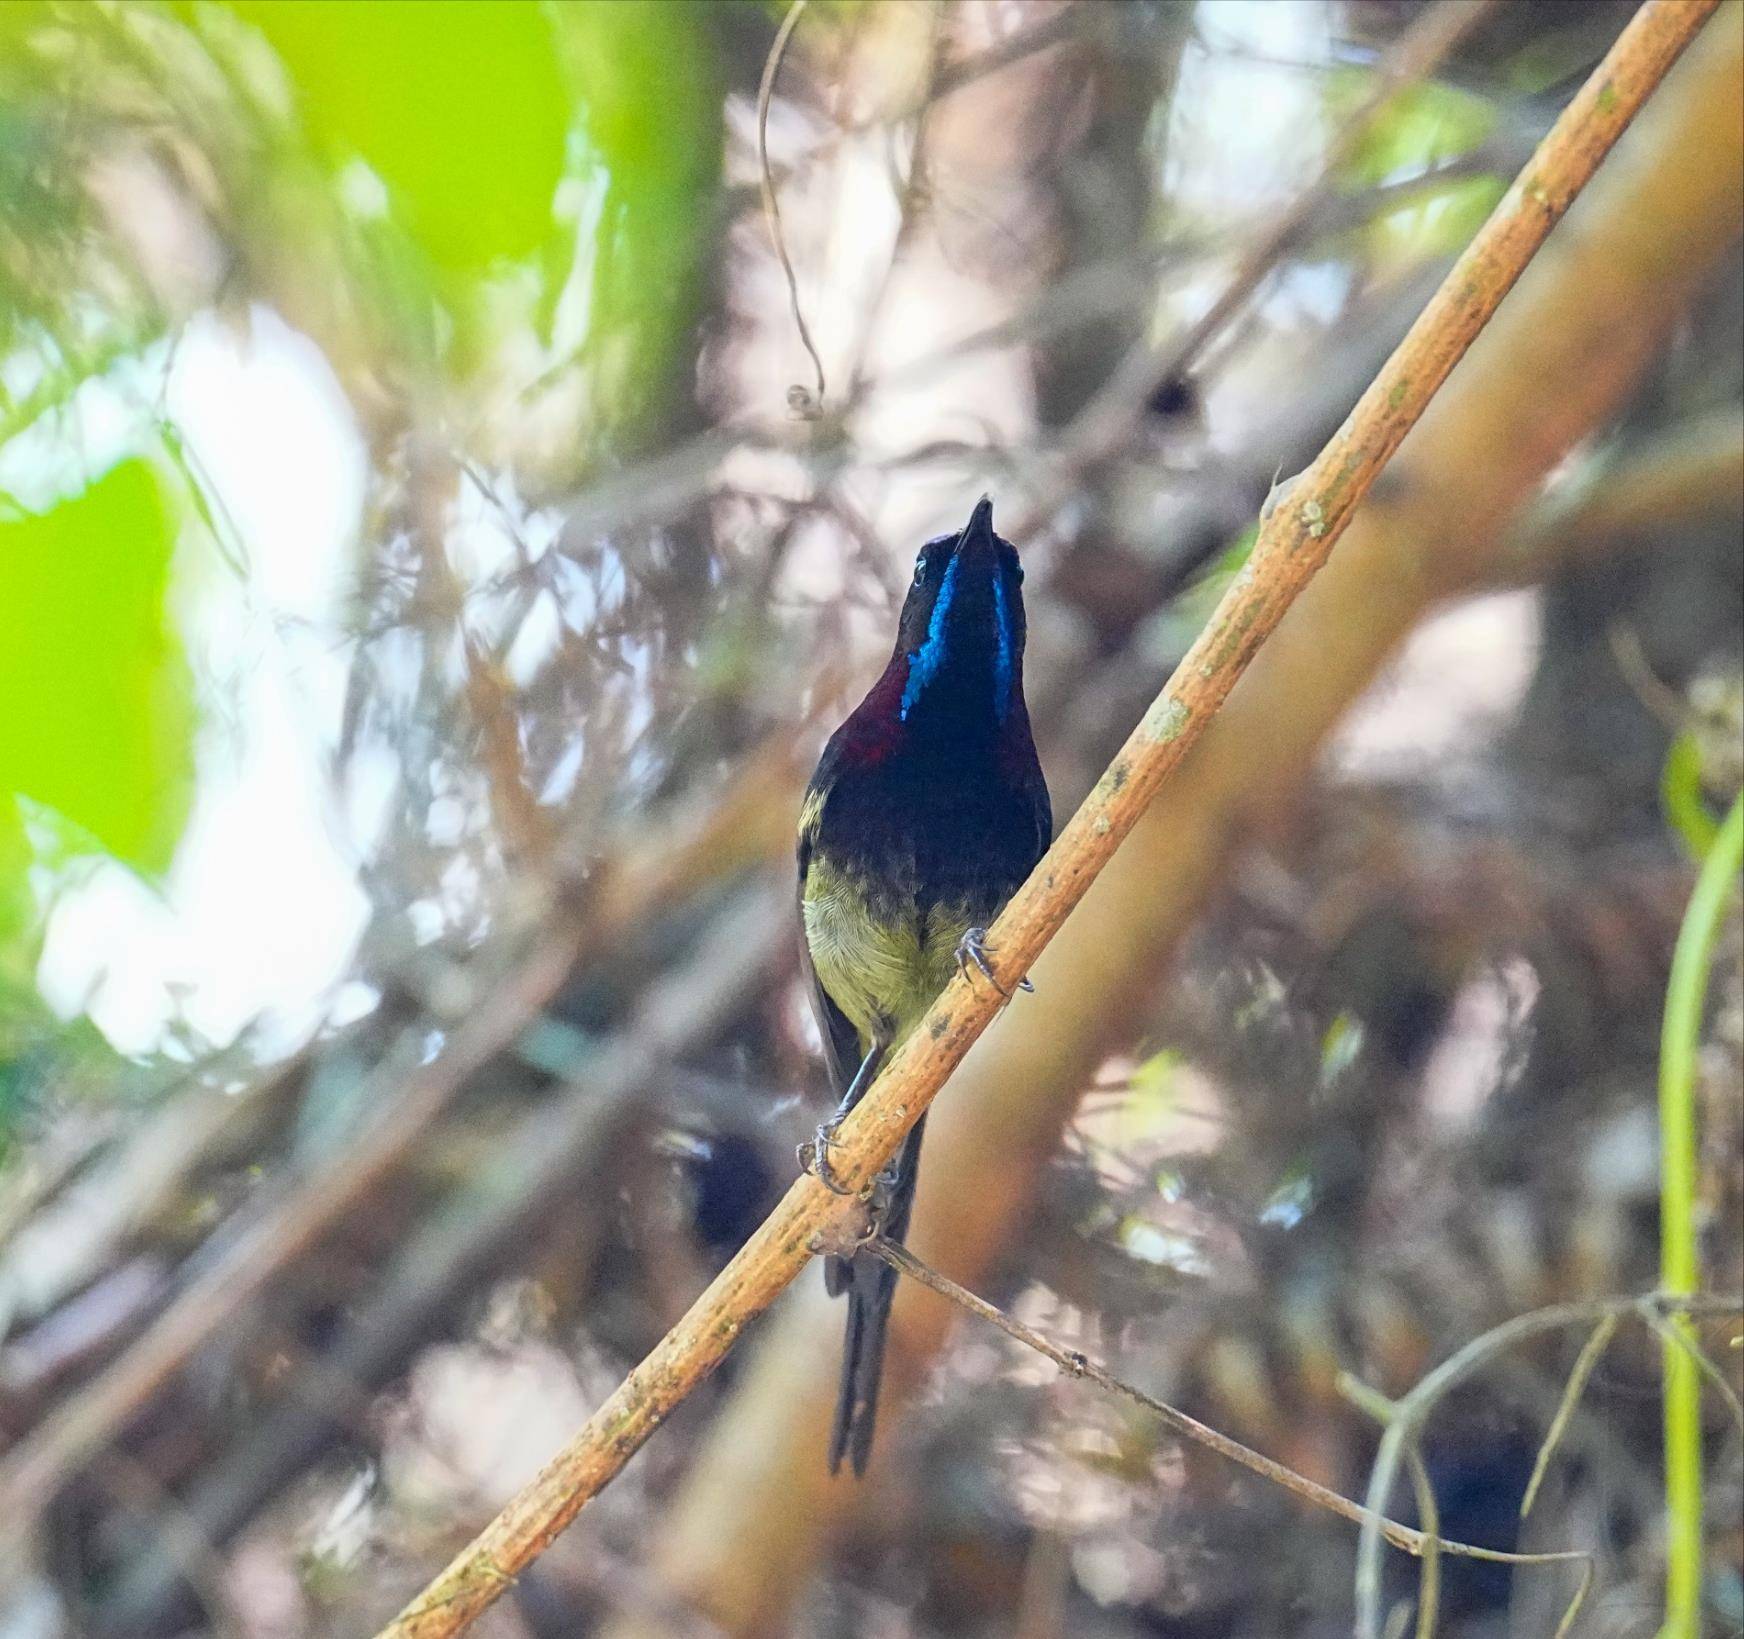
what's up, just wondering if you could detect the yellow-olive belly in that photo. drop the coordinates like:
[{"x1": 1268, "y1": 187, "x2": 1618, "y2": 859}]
[{"x1": 801, "y1": 856, "x2": 979, "y2": 1051}]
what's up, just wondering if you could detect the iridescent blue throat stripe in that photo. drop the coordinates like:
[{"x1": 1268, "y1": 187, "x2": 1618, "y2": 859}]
[
  {"x1": 899, "y1": 551, "x2": 1017, "y2": 723},
  {"x1": 900, "y1": 552, "x2": 960, "y2": 720},
  {"x1": 991, "y1": 569, "x2": 1014, "y2": 723}
]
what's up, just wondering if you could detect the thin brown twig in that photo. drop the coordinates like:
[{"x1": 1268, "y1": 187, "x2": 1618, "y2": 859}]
[
  {"x1": 869, "y1": 1235, "x2": 1591, "y2": 1576},
  {"x1": 758, "y1": 0, "x2": 827, "y2": 412},
  {"x1": 625, "y1": 16, "x2": 1743, "y2": 1623},
  {"x1": 1521, "y1": 1312, "x2": 1620, "y2": 1520},
  {"x1": 380, "y1": 7, "x2": 1721, "y2": 1633},
  {"x1": 1610, "y1": 619, "x2": 1694, "y2": 735},
  {"x1": 0, "y1": 925, "x2": 584, "y2": 1524},
  {"x1": 109, "y1": 897, "x2": 790, "y2": 1635},
  {"x1": 914, "y1": 6, "x2": 1079, "y2": 111},
  {"x1": 0, "y1": 1048, "x2": 309, "y2": 1335},
  {"x1": 1549, "y1": 1560, "x2": 1599, "y2": 1639},
  {"x1": 842, "y1": 0, "x2": 946, "y2": 402}
]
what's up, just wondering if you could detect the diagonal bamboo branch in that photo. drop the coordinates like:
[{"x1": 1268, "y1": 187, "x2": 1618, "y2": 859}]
[{"x1": 382, "y1": 4, "x2": 1722, "y2": 1633}]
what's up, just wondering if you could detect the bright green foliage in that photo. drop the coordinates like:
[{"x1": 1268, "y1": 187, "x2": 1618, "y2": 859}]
[
  {"x1": 0, "y1": 458, "x2": 194, "y2": 884},
  {"x1": 1148, "y1": 530, "x2": 1256, "y2": 661},
  {"x1": 0, "y1": 459, "x2": 194, "y2": 1131},
  {"x1": 229, "y1": 0, "x2": 571, "y2": 278},
  {"x1": 1098, "y1": 1048, "x2": 1181, "y2": 1152},
  {"x1": 558, "y1": 1, "x2": 719, "y2": 444},
  {"x1": 220, "y1": 0, "x2": 720, "y2": 448},
  {"x1": 1127, "y1": 1045, "x2": 1182, "y2": 1112},
  {"x1": 1388, "y1": 169, "x2": 1505, "y2": 258}
]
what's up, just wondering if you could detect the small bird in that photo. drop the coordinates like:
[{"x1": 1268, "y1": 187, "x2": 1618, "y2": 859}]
[{"x1": 797, "y1": 495, "x2": 1051, "y2": 1475}]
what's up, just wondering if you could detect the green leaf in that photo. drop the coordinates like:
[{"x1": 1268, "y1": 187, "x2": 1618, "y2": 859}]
[
  {"x1": 1112, "y1": 1048, "x2": 1183, "y2": 1146},
  {"x1": 228, "y1": 0, "x2": 571, "y2": 276},
  {"x1": 0, "y1": 458, "x2": 195, "y2": 879}
]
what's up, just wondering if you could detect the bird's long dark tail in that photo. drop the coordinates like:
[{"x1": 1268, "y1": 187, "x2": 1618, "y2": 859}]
[{"x1": 825, "y1": 1113, "x2": 927, "y2": 1476}]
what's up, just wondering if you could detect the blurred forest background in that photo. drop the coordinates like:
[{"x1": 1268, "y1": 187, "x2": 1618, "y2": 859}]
[{"x1": 0, "y1": 1, "x2": 1740, "y2": 1635}]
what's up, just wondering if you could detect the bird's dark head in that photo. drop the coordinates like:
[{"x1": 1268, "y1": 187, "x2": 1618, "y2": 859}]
[{"x1": 889, "y1": 496, "x2": 1028, "y2": 732}]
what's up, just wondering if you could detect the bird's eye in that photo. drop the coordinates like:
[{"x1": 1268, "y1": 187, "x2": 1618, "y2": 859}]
[{"x1": 913, "y1": 556, "x2": 927, "y2": 584}]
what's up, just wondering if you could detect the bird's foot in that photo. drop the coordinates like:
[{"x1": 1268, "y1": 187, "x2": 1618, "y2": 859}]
[
  {"x1": 954, "y1": 927, "x2": 1034, "y2": 999},
  {"x1": 806, "y1": 1158, "x2": 901, "y2": 1259},
  {"x1": 847, "y1": 1215, "x2": 889, "y2": 1256},
  {"x1": 839, "y1": 1162, "x2": 904, "y2": 1252},
  {"x1": 797, "y1": 1118, "x2": 855, "y2": 1195}
]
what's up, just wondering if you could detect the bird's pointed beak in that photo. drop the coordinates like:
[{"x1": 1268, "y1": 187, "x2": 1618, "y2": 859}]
[{"x1": 959, "y1": 494, "x2": 996, "y2": 551}]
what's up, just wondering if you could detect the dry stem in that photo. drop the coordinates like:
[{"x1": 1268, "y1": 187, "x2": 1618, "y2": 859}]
[{"x1": 867, "y1": 1235, "x2": 1602, "y2": 1578}]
